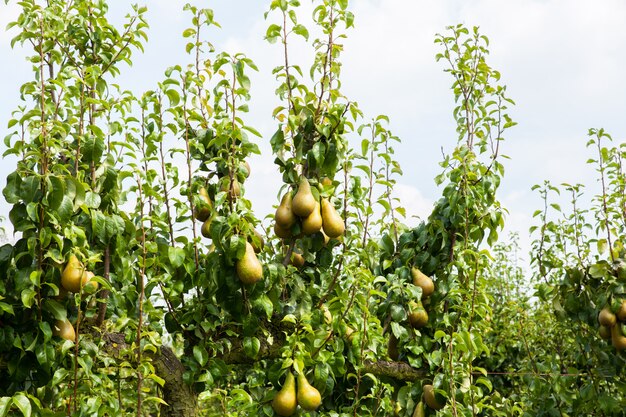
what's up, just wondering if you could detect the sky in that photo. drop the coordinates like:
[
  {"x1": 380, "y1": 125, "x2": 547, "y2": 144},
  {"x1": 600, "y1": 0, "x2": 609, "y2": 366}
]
[{"x1": 1, "y1": 0, "x2": 625, "y2": 263}]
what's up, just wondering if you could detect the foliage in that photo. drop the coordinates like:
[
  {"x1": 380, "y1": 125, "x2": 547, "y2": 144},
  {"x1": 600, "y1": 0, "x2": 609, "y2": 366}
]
[{"x1": 0, "y1": 1, "x2": 624, "y2": 417}]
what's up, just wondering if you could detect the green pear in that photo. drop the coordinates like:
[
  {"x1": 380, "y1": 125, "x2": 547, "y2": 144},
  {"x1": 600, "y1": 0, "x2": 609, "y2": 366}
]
[
  {"x1": 408, "y1": 300, "x2": 428, "y2": 329},
  {"x1": 201, "y1": 218, "x2": 212, "y2": 238},
  {"x1": 193, "y1": 187, "x2": 212, "y2": 222},
  {"x1": 292, "y1": 177, "x2": 316, "y2": 217},
  {"x1": 236, "y1": 241, "x2": 263, "y2": 285},
  {"x1": 599, "y1": 325, "x2": 612, "y2": 340},
  {"x1": 274, "y1": 221, "x2": 292, "y2": 239},
  {"x1": 599, "y1": 307, "x2": 616, "y2": 327},
  {"x1": 612, "y1": 324, "x2": 626, "y2": 351},
  {"x1": 321, "y1": 198, "x2": 344, "y2": 238},
  {"x1": 61, "y1": 255, "x2": 88, "y2": 293},
  {"x1": 276, "y1": 191, "x2": 296, "y2": 228},
  {"x1": 250, "y1": 229, "x2": 264, "y2": 253},
  {"x1": 423, "y1": 384, "x2": 444, "y2": 410},
  {"x1": 53, "y1": 319, "x2": 76, "y2": 342},
  {"x1": 297, "y1": 372, "x2": 321, "y2": 411},
  {"x1": 290, "y1": 252, "x2": 305, "y2": 268},
  {"x1": 272, "y1": 371, "x2": 297, "y2": 416},
  {"x1": 412, "y1": 401, "x2": 425, "y2": 417},
  {"x1": 302, "y1": 201, "x2": 322, "y2": 235},
  {"x1": 412, "y1": 267, "x2": 434, "y2": 299}
]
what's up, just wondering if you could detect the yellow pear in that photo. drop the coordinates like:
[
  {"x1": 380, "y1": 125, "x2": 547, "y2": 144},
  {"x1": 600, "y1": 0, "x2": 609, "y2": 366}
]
[
  {"x1": 290, "y1": 252, "x2": 305, "y2": 268},
  {"x1": 412, "y1": 401, "x2": 425, "y2": 417},
  {"x1": 274, "y1": 221, "x2": 292, "y2": 239},
  {"x1": 321, "y1": 198, "x2": 344, "y2": 238},
  {"x1": 276, "y1": 192, "x2": 296, "y2": 228},
  {"x1": 302, "y1": 201, "x2": 322, "y2": 235},
  {"x1": 236, "y1": 241, "x2": 263, "y2": 285},
  {"x1": 423, "y1": 384, "x2": 444, "y2": 410},
  {"x1": 611, "y1": 324, "x2": 626, "y2": 351},
  {"x1": 297, "y1": 372, "x2": 321, "y2": 411},
  {"x1": 292, "y1": 177, "x2": 316, "y2": 217},
  {"x1": 412, "y1": 267, "x2": 434, "y2": 299},
  {"x1": 272, "y1": 371, "x2": 297, "y2": 417},
  {"x1": 53, "y1": 319, "x2": 76, "y2": 342},
  {"x1": 193, "y1": 187, "x2": 212, "y2": 222},
  {"x1": 201, "y1": 218, "x2": 212, "y2": 238},
  {"x1": 61, "y1": 255, "x2": 87, "y2": 293},
  {"x1": 82, "y1": 271, "x2": 99, "y2": 294},
  {"x1": 599, "y1": 307, "x2": 617, "y2": 327},
  {"x1": 408, "y1": 300, "x2": 428, "y2": 329}
]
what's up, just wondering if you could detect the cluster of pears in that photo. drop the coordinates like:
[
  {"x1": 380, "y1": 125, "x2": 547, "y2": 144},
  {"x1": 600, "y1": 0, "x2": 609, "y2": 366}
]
[
  {"x1": 274, "y1": 177, "x2": 345, "y2": 241},
  {"x1": 598, "y1": 301, "x2": 626, "y2": 351},
  {"x1": 407, "y1": 267, "x2": 435, "y2": 329},
  {"x1": 271, "y1": 370, "x2": 322, "y2": 416},
  {"x1": 53, "y1": 254, "x2": 100, "y2": 342}
]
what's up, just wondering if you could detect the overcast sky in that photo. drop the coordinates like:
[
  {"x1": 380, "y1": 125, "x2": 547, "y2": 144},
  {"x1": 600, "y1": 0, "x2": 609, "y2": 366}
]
[{"x1": 1, "y1": 0, "x2": 625, "y2": 262}]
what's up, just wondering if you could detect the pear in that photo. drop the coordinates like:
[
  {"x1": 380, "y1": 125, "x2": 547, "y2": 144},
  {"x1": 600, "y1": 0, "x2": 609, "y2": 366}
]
[
  {"x1": 423, "y1": 384, "x2": 444, "y2": 410},
  {"x1": 617, "y1": 300, "x2": 626, "y2": 322},
  {"x1": 292, "y1": 177, "x2": 316, "y2": 217},
  {"x1": 276, "y1": 192, "x2": 296, "y2": 228},
  {"x1": 412, "y1": 401, "x2": 425, "y2": 417},
  {"x1": 611, "y1": 324, "x2": 626, "y2": 351},
  {"x1": 321, "y1": 198, "x2": 344, "y2": 238},
  {"x1": 53, "y1": 319, "x2": 76, "y2": 342},
  {"x1": 201, "y1": 218, "x2": 212, "y2": 238},
  {"x1": 412, "y1": 267, "x2": 434, "y2": 299},
  {"x1": 297, "y1": 372, "x2": 321, "y2": 411},
  {"x1": 388, "y1": 333, "x2": 399, "y2": 361},
  {"x1": 236, "y1": 241, "x2": 263, "y2": 285},
  {"x1": 193, "y1": 187, "x2": 212, "y2": 222},
  {"x1": 290, "y1": 252, "x2": 305, "y2": 268},
  {"x1": 274, "y1": 221, "x2": 292, "y2": 239},
  {"x1": 61, "y1": 255, "x2": 88, "y2": 293},
  {"x1": 302, "y1": 201, "x2": 322, "y2": 235},
  {"x1": 321, "y1": 304, "x2": 333, "y2": 325},
  {"x1": 408, "y1": 300, "x2": 428, "y2": 329},
  {"x1": 344, "y1": 325, "x2": 356, "y2": 342},
  {"x1": 272, "y1": 371, "x2": 297, "y2": 416},
  {"x1": 82, "y1": 271, "x2": 99, "y2": 294},
  {"x1": 599, "y1": 307, "x2": 617, "y2": 327},
  {"x1": 599, "y1": 325, "x2": 612, "y2": 340}
]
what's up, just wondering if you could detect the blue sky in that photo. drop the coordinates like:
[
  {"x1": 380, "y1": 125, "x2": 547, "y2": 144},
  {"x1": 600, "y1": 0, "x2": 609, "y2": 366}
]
[{"x1": 1, "y1": 0, "x2": 625, "y2": 259}]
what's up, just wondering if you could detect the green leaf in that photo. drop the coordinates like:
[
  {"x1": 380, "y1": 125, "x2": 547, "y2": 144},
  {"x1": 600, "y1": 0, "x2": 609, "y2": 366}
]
[
  {"x1": 20, "y1": 289, "x2": 36, "y2": 309},
  {"x1": 12, "y1": 393, "x2": 30, "y2": 417},
  {"x1": 243, "y1": 337, "x2": 260, "y2": 359},
  {"x1": 193, "y1": 345, "x2": 208, "y2": 367},
  {"x1": 168, "y1": 247, "x2": 185, "y2": 269},
  {"x1": 43, "y1": 299, "x2": 67, "y2": 321},
  {"x1": 165, "y1": 89, "x2": 180, "y2": 106},
  {"x1": 0, "y1": 397, "x2": 11, "y2": 417}
]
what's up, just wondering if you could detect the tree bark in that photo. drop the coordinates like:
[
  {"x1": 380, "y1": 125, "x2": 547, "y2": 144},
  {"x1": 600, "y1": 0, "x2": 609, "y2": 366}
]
[{"x1": 152, "y1": 347, "x2": 198, "y2": 417}]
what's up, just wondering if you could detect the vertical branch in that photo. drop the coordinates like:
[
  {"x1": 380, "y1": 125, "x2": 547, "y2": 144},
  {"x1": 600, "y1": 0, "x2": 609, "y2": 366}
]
[
  {"x1": 595, "y1": 134, "x2": 615, "y2": 262},
  {"x1": 383, "y1": 136, "x2": 399, "y2": 244},
  {"x1": 135, "y1": 173, "x2": 147, "y2": 417},
  {"x1": 156, "y1": 93, "x2": 176, "y2": 246},
  {"x1": 181, "y1": 76, "x2": 200, "y2": 269}
]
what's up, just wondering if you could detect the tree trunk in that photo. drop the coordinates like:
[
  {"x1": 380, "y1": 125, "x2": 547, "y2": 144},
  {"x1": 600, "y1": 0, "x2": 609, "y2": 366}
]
[{"x1": 151, "y1": 347, "x2": 198, "y2": 417}]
